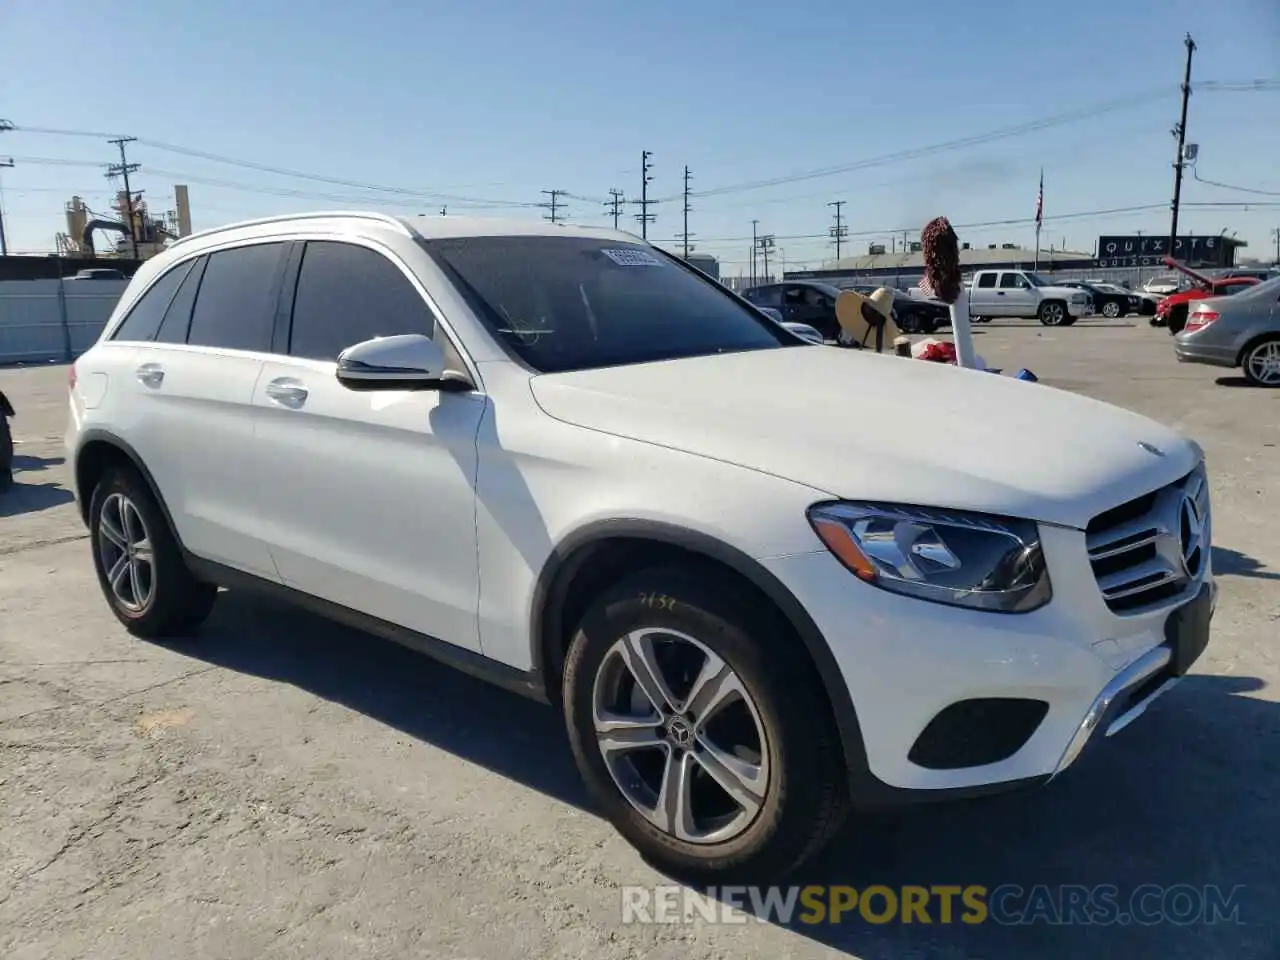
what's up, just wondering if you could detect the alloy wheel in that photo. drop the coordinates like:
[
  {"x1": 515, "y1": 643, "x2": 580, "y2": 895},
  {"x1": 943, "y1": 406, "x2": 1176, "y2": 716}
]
[
  {"x1": 97, "y1": 492, "x2": 156, "y2": 612},
  {"x1": 1245, "y1": 341, "x2": 1280, "y2": 386},
  {"x1": 1041, "y1": 303, "x2": 1065, "y2": 326},
  {"x1": 591, "y1": 627, "x2": 771, "y2": 844},
  {"x1": 1103, "y1": 302, "x2": 1121, "y2": 318}
]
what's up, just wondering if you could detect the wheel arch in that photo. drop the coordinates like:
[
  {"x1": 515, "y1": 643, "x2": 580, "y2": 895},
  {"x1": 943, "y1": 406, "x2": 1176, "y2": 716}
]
[
  {"x1": 74, "y1": 429, "x2": 179, "y2": 539},
  {"x1": 1236, "y1": 330, "x2": 1280, "y2": 368},
  {"x1": 529, "y1": 518, "x2": 872, "y2": 787}
]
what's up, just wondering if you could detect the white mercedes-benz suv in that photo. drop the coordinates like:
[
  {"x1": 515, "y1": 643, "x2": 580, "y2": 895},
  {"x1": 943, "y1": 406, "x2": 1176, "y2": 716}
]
[{"x1": 67, "y1": 213, "x2": 1215, "y2": 881}]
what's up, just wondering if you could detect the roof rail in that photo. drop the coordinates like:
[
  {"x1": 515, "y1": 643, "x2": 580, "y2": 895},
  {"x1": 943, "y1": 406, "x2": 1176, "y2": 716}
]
[{"x1": 166, "y1": 210, "x2": 413, "y2": 250}]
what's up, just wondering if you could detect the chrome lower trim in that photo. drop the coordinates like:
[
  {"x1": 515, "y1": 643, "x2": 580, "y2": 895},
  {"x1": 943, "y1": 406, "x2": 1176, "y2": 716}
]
[{"x1": 1051, "y1": 645, "x2": 1172, "y2": 777}]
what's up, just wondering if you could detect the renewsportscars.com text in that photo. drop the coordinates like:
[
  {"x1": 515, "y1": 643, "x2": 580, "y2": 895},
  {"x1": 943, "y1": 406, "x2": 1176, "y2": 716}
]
[{"x1": 621, "y1": 884, "x2": 1246, "y2": 927}]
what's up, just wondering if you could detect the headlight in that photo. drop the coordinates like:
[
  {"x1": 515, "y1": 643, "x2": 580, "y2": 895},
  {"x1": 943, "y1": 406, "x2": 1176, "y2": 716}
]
[{"x1": 806, "y1": 502, "x2": 1052, "y2": 613}]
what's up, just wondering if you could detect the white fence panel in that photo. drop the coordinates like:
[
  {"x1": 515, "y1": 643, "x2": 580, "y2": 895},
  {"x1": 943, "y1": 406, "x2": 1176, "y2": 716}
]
[{"x1": 0, "y1": 279, "x2": 128, "y2": 364}]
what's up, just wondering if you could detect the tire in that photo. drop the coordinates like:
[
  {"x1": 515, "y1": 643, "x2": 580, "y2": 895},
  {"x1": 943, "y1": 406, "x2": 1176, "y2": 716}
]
[
  {"x1": 563, "y1": 564, "x2": 848, "y2": 882},
  {"x1": 1037, "y1": 301, "x2": 1067, "y2": 326},
  {"x1": 0, "y1": 415, "x2": 12, "y2": 491},
  {"x1": 89, "y1": 465, "x2": 218, "y2": 637},
  {"x1": 1102, "y1": 301, "x2": 1121, "y2": 319},
  {"x1": 1166, "y1": 305, "x2": 1189, "y2": 336},
  {"x1": 1241, "y1": 336, "x2": 1280, "y2": 388}
]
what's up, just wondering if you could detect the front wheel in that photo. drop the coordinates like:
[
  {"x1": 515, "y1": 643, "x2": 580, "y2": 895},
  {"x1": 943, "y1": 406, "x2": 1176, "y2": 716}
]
[
  {"x1": 89, "y1": 466, "x2": 218, "y2": 637},
  {"x1": 563, "y1": 565, "x2": 848, "y2": 882},
  {"x1": 1242, "y1": 337, "x2": 1280, "y2": 387},
  {"x1": 1038, "y1": 301, "x2": 1067, "y2": 326}
]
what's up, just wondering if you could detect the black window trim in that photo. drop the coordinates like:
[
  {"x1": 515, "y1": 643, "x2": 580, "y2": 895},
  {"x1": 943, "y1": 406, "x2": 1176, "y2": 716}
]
[
  {"x1": 109, "y1": 256, "x2": 198, "y2": 342},
  {"x1": 281, "y1": 236, "x2": 482, "y2": 387},
  {"x1": 416, "y1": 235, "x2": 794, "y2": 376},
  {"x1": 177, "y1": 239, "x2": 292, "y2": 356},
  {"x1": 156, "y1": 254, "x2": 209, "y2": 345}
]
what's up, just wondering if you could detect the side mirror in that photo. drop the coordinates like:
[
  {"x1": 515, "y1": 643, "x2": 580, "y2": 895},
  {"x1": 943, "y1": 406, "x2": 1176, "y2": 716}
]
[{"x1": 335, "y1": 334, "x2": 468, "y2": 391}]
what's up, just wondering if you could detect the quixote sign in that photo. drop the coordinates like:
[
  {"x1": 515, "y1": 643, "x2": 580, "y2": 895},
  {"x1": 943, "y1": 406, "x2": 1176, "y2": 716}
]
[{"x1": 1096, "y1": 235, "x2": 1235, "y2": 269}]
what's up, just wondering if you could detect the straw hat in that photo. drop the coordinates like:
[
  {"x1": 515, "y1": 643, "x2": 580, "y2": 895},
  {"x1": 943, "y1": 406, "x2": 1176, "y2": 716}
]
[{"x1": 835, "y1": 287, "x2": 901, "y2": 350}]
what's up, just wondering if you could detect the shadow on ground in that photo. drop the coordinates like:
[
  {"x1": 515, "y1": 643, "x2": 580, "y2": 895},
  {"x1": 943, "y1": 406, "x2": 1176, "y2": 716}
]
[
  {"x1": 1213, "y1": 546, "x2": 1280, "y2": 582},
  {"x1": 0, "y1": 474, "x2": 74, "y2": 517},
  {"x1": 169, "y1": 591, "x2": 1277, "y2": 959}
]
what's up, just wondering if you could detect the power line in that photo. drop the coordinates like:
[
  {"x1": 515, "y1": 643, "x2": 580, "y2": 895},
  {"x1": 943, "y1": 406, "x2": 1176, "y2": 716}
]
[
  {"x1": 107, "y1": 136, "x2": 140, "y2": 259},
  {"x1": 827, "y1": 200, "x2": 847, "y2": 261},
  {"x1": 632, "y1": 151, "x2": 656, "y2": 239},
  {"x1": 603, "y1": 188, "x2": 624, "y2": 228},
  {"x1": 539, "y1": 189, "x2": 567, "y2": 224},
  {"x1": 1191, "y1": 168, "x2": 1280, "y2": 197}
]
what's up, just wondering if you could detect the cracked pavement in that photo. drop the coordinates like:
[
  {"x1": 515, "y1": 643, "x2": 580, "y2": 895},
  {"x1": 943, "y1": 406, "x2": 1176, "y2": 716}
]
[{"x1": 1, "y1": 320, "x2": 1278, "y2": 959}]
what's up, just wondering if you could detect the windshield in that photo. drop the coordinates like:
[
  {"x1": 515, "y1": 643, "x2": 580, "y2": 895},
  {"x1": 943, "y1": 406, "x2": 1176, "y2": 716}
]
[
  {"x1": 423, "y1": 236, "x2": 790, "y2": 373},
  {"x1": 1023, "y1": 273, "x2": 1052, "y2": 287}
]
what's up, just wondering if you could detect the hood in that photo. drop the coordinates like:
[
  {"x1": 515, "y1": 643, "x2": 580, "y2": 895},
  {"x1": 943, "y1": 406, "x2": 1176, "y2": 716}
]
[
  {"x1": 529, "y1": 347, "x2": 1198, "y2": 530},
  {"x1": 1039, "y1": 284, "x2": 1090, "y2": 298}
]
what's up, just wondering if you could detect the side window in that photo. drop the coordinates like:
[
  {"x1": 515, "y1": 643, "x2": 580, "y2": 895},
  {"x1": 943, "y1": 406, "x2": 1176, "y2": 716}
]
[
  {"x1": 976, "y1": 273, "x2": 997, "y2": 289},
  {"x1": 288, "y1": 241, "x2": 437, "y2": 361},
  {"x1": 998, "y1": 273, "x2": 1025, "y2": 289},
  {"x1": 782, "y1": 286, "x2": 806, "y2": 306},
  {"x1": 748, "y1": 286, "x2": 781, "y2": 307},
  {"x1": 186, "y1": 243, "x2": 285, "y2": 353},
  {"x1": 155, "y1": 256, "x2": 206, "y2": 344},
  {"x1": 110, "y1": 260, "x2": 194, "y2": 341}
]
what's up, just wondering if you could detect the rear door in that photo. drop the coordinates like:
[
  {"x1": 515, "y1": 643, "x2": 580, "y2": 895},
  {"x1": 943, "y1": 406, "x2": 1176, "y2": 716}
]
[
  {"x1": 124, "y1": 241, "x2": 289, "y2": 578},
  {"x1": 248, "y1": 238, "x2": 485, "y2": 650}
]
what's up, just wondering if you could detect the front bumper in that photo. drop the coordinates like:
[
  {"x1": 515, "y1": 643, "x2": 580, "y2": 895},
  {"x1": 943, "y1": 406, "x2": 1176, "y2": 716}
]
[
  {"x1": 761, "y1": 523, "x2": 1214, "y2": 801},
  {"x1": 1067, "y1": 300, "x2": 1094, "y2": 317}
]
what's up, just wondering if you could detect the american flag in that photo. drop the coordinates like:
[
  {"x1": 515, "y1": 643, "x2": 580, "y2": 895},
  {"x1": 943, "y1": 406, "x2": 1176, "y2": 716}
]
[{"x1": 1035, "y1": 169, "x2": 1044, "y2": 226}]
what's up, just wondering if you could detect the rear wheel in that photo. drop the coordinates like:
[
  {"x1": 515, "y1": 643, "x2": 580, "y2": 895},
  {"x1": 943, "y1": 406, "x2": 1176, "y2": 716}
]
[
  {"x1": 1242, "y1": 337, "x2": 1280, "y2": 387},
  {"x1": 563, "y1": 565, "x2": 848, "y2": 882},
  {"x1": 89, "y1": 466, "x2": 218, "y2": 637},
  {"x1": 0, "y1": 415, "x2": 12, "y2": 491},
  {"x1": 1102, "y1": 301, "x2": 1121, "y2": 319}
]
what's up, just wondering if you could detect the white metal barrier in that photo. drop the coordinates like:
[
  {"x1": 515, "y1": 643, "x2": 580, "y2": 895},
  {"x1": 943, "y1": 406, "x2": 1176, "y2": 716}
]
[{"x1": 0, "y1": 279, "x2": 128, "y2": 364}]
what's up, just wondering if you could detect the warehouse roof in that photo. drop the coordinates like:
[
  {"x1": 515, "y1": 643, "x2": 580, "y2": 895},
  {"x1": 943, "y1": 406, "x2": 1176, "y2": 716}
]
[{"x1": 821, "y1": 245, "x2": 1094, "y2": 272}]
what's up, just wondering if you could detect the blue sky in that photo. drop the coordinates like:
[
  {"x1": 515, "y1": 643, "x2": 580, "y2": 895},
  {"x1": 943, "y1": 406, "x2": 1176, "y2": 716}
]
[{"x1": 2, "y1": 0, "x2": 1278, "y2": 273}]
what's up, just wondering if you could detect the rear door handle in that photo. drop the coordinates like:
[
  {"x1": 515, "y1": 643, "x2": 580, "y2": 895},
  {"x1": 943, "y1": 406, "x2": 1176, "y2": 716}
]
[
  {"x1": 136, "y1": 363, "x2": 165, "y2": 388},
  {"x1": 265, "y1": 377, "x2": 308, "y2": 409}
]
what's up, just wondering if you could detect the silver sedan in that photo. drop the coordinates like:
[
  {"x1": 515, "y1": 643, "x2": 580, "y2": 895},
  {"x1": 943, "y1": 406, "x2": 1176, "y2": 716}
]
[{"x1": 1175, "y1": 276, "x2": 1280, "y2": 387}]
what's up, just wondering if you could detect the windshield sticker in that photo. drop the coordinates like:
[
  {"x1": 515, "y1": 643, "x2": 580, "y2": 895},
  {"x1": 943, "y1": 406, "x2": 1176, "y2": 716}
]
[{"x1": 601, "y1": 248, "x2": 665, "y2": 267}]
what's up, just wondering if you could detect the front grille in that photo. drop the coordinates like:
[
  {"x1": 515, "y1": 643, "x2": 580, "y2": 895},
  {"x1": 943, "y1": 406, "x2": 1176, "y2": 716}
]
[{"x1": 1086, "y1": 464, "x2": 1210, "y2": 614}]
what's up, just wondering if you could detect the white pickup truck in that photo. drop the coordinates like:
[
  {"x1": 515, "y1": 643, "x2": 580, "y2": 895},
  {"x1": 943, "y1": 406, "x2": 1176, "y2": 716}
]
[{"x1": 968, "y1": 269, "x2": 1094, "y2": 326}]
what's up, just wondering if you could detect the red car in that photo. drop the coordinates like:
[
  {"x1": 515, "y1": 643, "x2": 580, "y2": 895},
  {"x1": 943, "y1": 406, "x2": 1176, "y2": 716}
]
[{"x1": 1155, "y1": 256, "x2": 1260, "y2": 334}]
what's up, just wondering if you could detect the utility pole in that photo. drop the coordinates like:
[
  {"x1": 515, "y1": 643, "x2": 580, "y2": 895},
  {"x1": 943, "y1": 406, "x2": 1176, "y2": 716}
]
[
  {"x1": 604, "y1": 188, "x2": 624, "y2": 229},
  {"x1": 440, "y1": 206, "x2": 447, "y2": 216},
  {"x1": 539, "y1": 189, "x2": 567, "y2": 224},
  {"x1": 1272, "y1": 226, "x2": 1280, "y2": 265},
  {"x1": 107, "y1": 136, "x2": 141, "y2": 259},
  {"x1": 0, "y1": 157, "x2": 13, "y2": 257},
  {"x1": 750, "y1": 219, "x2": 759, "y2": 285},
  {"x1": 1168, "y1": 33, "x2": 1196, "y2": 260},
  {"x1": 632, "y1": 151, "x2": 656, "y2": 239},
  {"x1": 827, "y1": 200, "x2": 847, "y2": 262},
  {"x1": 758, "y1": 234, "x2": 776, "y2": 282},
  {"x1": 676, "y1": 165, "x2": 694, "y2": 259}
]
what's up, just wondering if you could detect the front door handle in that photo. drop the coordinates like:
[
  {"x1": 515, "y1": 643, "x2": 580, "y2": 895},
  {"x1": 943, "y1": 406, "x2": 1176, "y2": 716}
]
[
  {"x1": 265, "y1": 378, "x2": 308, "y2": 409},
  {"x1": 136, "y1": 363, "x2": 165, "y2": 388}
]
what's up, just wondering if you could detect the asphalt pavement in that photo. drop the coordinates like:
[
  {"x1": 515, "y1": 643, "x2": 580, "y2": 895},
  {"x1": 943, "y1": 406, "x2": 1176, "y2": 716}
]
[{"x1": 1, "y1": 317, "x2": 1277, "y2": 959}]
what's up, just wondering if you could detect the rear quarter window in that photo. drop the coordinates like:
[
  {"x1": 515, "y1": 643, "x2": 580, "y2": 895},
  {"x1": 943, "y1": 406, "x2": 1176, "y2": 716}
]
[{"x1": 110, "y1": 260, "x2": 195, "y2": 341}]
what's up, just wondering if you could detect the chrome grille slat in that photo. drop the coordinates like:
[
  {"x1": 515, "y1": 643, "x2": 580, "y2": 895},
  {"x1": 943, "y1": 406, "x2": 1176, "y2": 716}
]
[{"x1": 1086, "y1": 463, "x2": 1210, "y2": 614}]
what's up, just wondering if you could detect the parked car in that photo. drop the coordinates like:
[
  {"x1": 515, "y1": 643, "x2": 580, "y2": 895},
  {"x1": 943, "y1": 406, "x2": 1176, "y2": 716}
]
[
  {"x1": 1214, "y1": 267, "x2": 1280, "y2": 282},
  {"x1": 1143, "y1": 273, "x2": 1184, "y2": 297},
  {"x1": 741, "y1": 281, "x2": 843, "y2": 340},
  {"x1": 68, "y1": 267, "x2": 127, "y2": 280},
  {"x1": 1153, "y1": 257, "x2": 1260, "y2": 334},
  {"x1": 968, "y1": 270, "x2": 1093, "y2": 326},
  {"x1": 1174, "y1": 275, "x2": 1280, "y2": 387},
  {"x1": 848, "y1": 284, "x2": 950, "y2": 334},
  {"x1": 1088, "y1": 281, "x2": 1159, "y2": 317},
  {"x1": 68, "y1": 212, "x2": 1216, "y2": 881},
  {"x1": 1056, "y1": 281, "x2": 1129, "y2": 319}
]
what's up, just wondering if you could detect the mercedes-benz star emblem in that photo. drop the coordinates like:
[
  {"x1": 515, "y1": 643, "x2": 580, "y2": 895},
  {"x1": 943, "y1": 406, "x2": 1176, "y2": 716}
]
[
  {"x1": 1177, "y1": 494, "x2": 1204, "y2": 577},
  {"x1": 1138, "y1": 441, "x2": 1166, "y2": 457}
]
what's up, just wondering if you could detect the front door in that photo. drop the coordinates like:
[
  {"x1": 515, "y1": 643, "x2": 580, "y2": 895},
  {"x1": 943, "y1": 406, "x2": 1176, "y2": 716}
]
[
  {"x1": 248, "y1": 238, "x2": 485, "y2": 651},
  {"x1": 996, "y1": 272, "x2": 1035, "y2": 316}
]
